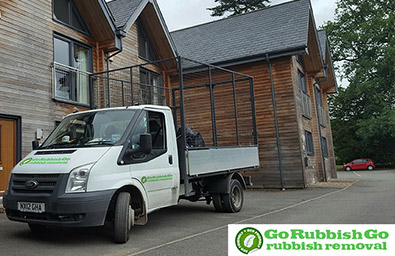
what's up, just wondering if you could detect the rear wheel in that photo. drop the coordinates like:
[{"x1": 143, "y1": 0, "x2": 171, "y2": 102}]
[
  {"x1": 114, "y1": 192, "x2": 133, "y2": 243},
  {"x1": 222, "y1": 179, "x2": 243, "y2": 213},
  {"x1": 212, "y1": 194, "x2": 224, "y2": 212},
  {"x1": 368, "y1": 165, "x2": 374, "y2": 170},
  {"x1": 345, "y1": 166, "x2": 351, "y2": 171}
]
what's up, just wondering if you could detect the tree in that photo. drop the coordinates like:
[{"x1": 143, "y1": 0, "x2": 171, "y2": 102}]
[
  {"x1": 324, "y1": 0, "x2": 395, "y2": 166},
  {"x1": 208, "y1": 0, "x2": 270, "y2": 17}
]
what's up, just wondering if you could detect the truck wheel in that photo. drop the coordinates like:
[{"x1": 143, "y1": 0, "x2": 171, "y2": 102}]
[
  {"x1": 222, "y1": 179, "x2": 243, "y2": 213},
  {"x1": 28, "y1": 223, "x2": 46, "y2": 233},
  {"x1": 114, "y1": 192, "x2": 133, "y2": 243},
  {"x1": 212, "y1": 194, "x2": 224, "y2": 212}
]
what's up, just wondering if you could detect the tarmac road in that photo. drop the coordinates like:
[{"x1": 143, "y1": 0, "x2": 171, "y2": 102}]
[{"x1": 0, "y1": 169, "x2": 394, "y2": 256}]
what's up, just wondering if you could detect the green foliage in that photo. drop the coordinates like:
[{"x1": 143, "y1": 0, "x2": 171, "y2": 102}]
[
  {"x1": 208, "y1": 0, "x2": 270, "y2": 17},
  {"x1": 324, "y1": 0, "x2": 395, "y2": 166}
]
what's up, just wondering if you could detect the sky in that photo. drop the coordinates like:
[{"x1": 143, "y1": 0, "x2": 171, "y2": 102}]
[{"x1": 156, "y1": 0, "x2": 338, "y2": 32}]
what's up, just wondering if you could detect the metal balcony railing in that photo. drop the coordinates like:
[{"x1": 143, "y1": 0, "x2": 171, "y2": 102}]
[{"x1": 52, "y1": 62, "x2": 92, "y2": 106}]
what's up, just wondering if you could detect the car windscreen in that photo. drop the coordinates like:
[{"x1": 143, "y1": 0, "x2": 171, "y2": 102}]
[{"x1": 40, "y1": 110, "x2": 136, "y2": 149}]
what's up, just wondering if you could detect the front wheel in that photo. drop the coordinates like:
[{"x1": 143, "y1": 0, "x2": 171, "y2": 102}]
[
  {"x1": 114, "y1": 192, "x2": 134, "y2": 243},
  {"x1": 222, "y1": 179, "x2": 244, "y2": 213},
  {"x1": 368, "y1": 165, "x2": 374, "y2": 170},
  {"x1": 345, "y1": 166, "x2": 351, "y2": 171}
]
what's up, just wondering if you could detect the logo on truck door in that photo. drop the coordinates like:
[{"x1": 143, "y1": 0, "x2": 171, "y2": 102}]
[{"x1": 141, "y1": 174, "x2": 173, "y2": 184}]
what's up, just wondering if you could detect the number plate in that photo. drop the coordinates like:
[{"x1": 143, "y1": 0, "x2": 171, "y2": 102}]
[{"x1": 17, "y1": 202, "x2": 45, "y2": 213}]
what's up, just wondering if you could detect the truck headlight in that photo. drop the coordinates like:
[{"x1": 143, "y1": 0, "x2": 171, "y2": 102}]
[{"x1": 66, "y1": 163, "x2": 94, "y2": 193}]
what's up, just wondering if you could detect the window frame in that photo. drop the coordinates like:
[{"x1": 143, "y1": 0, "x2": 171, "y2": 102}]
[
  {"x1": 139, "y1": 68, "x2": 163, "y2": 105},
  {"x1": 305, "y1": 130, "x2": 314, "y2": 156},
  {"x1": 321, "y1": 136, "x2": 328, "y2": 158},
  {"x1": 120, "y1": 110, "x2": 168, "y2": 165},
  {"x1": 53, "y1": 33, "x2": 93, "y2": 106},
  {"x1": 52, "y1": 0, "x2": 91, "y2": 36},
  {"x1": 137, "y1": 20, "x2": 158, "y2": 62}
]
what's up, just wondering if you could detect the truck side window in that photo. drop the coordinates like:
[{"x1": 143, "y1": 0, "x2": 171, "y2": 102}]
[
  {"x1": 148, "y1": 111, "x2": 166, "y2": 151},
  {"x1": 131, "y1": 114, "x2": 148, "y2": 151}
]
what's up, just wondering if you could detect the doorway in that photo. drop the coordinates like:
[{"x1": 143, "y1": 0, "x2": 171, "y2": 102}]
[{"x1": 0, "y1": 116, "x2": 21, "y2": 196}]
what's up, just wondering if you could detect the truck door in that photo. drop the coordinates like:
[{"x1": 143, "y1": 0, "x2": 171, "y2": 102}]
[{"x1": 129, "y1": 110, "x2": 178, "y2": 210}]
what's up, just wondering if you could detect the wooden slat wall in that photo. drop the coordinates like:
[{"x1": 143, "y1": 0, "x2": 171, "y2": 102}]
[{"x1": 0, "y1": 0, "x2": 102, "y2": 157}]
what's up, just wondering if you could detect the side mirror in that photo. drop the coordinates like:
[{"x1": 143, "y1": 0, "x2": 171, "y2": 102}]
[
  {"x1": 139, "y1": 133, "x2": 152, "y2": 155},
  {"x1": 32, "y1": 140, "x2": 39, "y2": 150}
]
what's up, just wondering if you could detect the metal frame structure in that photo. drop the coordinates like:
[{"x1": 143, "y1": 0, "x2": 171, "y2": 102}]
[{"x1": 91, "y1": 56, "x2": 258, "y2": 196}]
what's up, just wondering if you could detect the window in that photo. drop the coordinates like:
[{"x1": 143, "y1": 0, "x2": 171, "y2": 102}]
[
  {"x1": 305, "y1": 131, "x2": 314, "y2": 156},
  {"x1": 129, "y1": 111, "x2": 167, "y2": 162},
  {"x1": 315, "y1": 86, "x2": 327, "y2": 127},
  {"x1": 53, "y1": 34, "x2": 92, "y2": 105},
  {"x1": 139, "y1": 69, "x2": 162, "y2": 105},
  {"x1": 321, "y1": 137, "x2": 328, "y2": 157},
  {"x1": 53, "y1": 0, "x2": 89, "y2": 34},
  {"x1": 299, "y1": 71, "x2": 311, "y2": 118},
  {"x1": 296, "y1": 55, "x2": 305, "y2": 67},
  {"x1": 138, "y1": 21, "x2": 157, "y2": 61}
]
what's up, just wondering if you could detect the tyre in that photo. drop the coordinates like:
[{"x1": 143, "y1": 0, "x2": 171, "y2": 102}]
[
  {"x1": 28, "y1": 223, "x2": 46, "y2": 233},
  {"x1": 345, "y1": 166, "x2": 351, "y2": 171},
  {"x1": 114, "y1": 192, "x2": 133, "y2": 243},
  {"x1": 368, "y1": 165, "x2": 374, "y2": 171},
  {"x1": 212, "y1": 194, "x2": 224, "y2": 212},
  {"x1": 222, "y1": 179, "x2": 244, "y2": 213}
]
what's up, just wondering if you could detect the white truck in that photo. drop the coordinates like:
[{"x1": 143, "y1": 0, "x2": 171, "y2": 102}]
[{"x1": 3, "y1": 105, "x2": 259, "y2": 243}]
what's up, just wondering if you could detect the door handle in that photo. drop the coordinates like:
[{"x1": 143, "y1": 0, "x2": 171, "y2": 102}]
[{"x1": 168, "y1": 155, "x2": 173, "y2": 165}]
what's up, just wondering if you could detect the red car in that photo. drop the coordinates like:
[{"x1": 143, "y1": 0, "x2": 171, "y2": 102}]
[{"x1": 343, "y1": 159, "x2": 375, "y2": 171}]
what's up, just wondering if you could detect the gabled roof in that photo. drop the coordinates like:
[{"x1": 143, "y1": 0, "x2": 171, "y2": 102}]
[
  {"x1": 106, "y1": 0, "x2": 177, "y2": 56},
  {"x1": 317, "y1": 30, "x2": 327, "y2": 62},
  {"x1": 107, "y1": 0, "x2": 143, "y2": 29},
  {"x1": 171, "y1": 0, "x2": 312, "y2": 66}
]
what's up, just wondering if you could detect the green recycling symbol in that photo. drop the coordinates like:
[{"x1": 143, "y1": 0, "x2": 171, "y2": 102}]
[
  {"x1": 141, "y1": 176, "x2": 147, "y2": 184},
  {"x1": 235, "y1": 227, "x2": 263, "y2": 254}
]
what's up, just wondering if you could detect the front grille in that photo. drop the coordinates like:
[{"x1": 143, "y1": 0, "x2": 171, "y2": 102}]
[{"x1": 11, "y1": 174, "x2": 60, "y2": 195}]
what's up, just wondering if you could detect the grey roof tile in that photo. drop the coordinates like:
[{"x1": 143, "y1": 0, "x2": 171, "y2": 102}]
[
  {"x1": 317, "y1": 30, "x2": 327, "y2": 62},
  {"x1": 107, "y1": 0, "x2": 144, "y2": 28},
  {"x1": 171, "y1": 0, "x2": 311, "y2": 65}
]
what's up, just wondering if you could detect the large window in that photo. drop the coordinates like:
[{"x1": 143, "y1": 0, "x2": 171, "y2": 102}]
[
  {"x1": 299, "y1": 70, "x2": 312, "y2": 118},
  {"x1": 138, "y1": 21, "x2": 157, "y2": 61},
  {"x1": 53, "y1": 0, "x2": 89, "y2": 34},
  {"x1": 53, "y1": 34, "x2": 92, "y2": 105},
  {"x1": 305, "y1": 131, "x2": 314, "y2": 156},
  {"x1": 139, "y1": 69, "x2": 162, "y2": 105},
  {"x1": 315, "y1": 86, "x2": 327, "y2": 127}
]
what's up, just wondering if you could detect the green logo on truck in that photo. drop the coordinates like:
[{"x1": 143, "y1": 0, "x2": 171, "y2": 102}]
[
  {"x1": 141, "y1": 174, "x2": 173, "y2": 184},
  {"x1": 236, "y1": 227, "x2": 264, "y2": 254},
  {"x1": 19, "y1": 157, "x2": 71, "y2": 165}
]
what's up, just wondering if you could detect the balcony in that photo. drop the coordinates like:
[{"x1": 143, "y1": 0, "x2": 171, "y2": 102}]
[{"x1": 52, "y1": 62, "x2": 92, "y2": 107}]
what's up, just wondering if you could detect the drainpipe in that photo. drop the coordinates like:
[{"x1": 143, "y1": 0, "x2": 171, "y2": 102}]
[
  {"x1": 266, "y1": 54, "x2": 285, "y2": 190},
  {"x1": 313, "y1": 79, "x2": 328, "y2": 182},
  {"x1": 104, "y1": 30, "x2": 125, "y2": 108}
]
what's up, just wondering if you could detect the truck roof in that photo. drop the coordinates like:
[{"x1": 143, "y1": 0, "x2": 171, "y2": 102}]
[{"x1": 65, "y1": 105, "x2": 171, "y2": 118}]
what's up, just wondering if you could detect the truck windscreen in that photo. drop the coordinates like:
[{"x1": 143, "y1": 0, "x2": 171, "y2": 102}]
[{"x1": 40, "y1": 110, "x2": 136, "y2": 149}]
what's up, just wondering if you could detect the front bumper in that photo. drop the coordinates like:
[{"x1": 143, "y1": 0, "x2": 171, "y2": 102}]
[{"x1": 3, "y1": 174, "x2": 116, "y2": 227}]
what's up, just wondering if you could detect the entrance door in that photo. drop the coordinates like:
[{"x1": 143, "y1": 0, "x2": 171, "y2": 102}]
[{"x1": 0, "y1": 118, "x2": 17, "y2": 195}]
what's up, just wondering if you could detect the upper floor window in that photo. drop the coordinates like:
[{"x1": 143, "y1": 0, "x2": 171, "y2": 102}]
[
  {"x1": 53, "y1": 34, "x2": 92, "y2": 105},
  {"x1": 138, "y1": 21, "x2": 157, "y2": 61},
  {"x1": 299, "y1": 71, "x2": 311, "y2": 118},
  {"x1": 315, "y1": 86, "x2": 327, "y2": 127},
  {"x1": 53, "y1": 0, "x2": 90, "y2": 34},
  {"x1": 139, "y1": 68, "x2": 162, "y2": 105}
]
